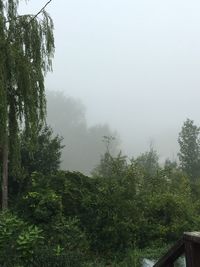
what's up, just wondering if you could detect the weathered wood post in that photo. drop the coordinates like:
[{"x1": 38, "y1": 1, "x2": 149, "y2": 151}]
[{"x1": 184, "y1": 232, "x2": 200, "y2": 267}]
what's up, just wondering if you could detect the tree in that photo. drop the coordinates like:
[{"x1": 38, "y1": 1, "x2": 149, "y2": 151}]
[
  {"x1": 178, "y1": 119, "x2": 200, "y2": 183},
  {"x1": 9, "y1": 126, "x2": 63, "y2": 199},
  {"x1": 21, "y1": 126, "x2": 63, "y2": 176},
  {"x1": 92, "y1": 151, "x2": 127, "y2": 180},
  {"x1": 46, "y1": 91, "x2": 120, "y2": 174},
  {"x1": 0, "y1": 0, "x2": 54, "y2": 209},
  {"x1": 92, "y1": 135, "x2": 125, "y2": 179},
  {"x1": 134, "y1": 146, "x2": 159, "y2": 177}
]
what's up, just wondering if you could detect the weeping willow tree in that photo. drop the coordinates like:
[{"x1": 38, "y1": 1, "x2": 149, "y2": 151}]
[{"x1": 0, "y1": 0, "x2": 54, "y2": 209}]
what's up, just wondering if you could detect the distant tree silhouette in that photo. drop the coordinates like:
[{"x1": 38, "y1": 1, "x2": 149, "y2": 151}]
[{"x1": 46, "y1": 91, "x2": 120, "y2": 174}]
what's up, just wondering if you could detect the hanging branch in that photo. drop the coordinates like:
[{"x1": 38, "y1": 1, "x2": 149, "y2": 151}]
[
  {"x1": 29, "y1": 0, "x2": 53, "y2": 23},
  {"x1": 5, "y1": 0, "x2": 53, "y2": 23}
]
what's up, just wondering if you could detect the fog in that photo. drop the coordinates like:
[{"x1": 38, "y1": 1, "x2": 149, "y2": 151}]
[
  {"x1": 46, "y1": 91, "x2": 120, "y2": 174},
  {"x1": 20, "y1": 0, "x2": 200, "y2": 166}
]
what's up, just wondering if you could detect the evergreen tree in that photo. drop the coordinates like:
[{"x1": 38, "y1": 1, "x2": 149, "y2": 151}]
[
  {"x1": 0, "y1": 0, "x2": 54, "y2": 209},
  {"x1": 178, "y1": 119, "x2": 200, "y2": 183}
]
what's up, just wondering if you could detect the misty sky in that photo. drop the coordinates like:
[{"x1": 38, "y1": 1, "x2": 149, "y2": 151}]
[{"x1": 19, "y1": 0, "x2": 200, "y2": 161}]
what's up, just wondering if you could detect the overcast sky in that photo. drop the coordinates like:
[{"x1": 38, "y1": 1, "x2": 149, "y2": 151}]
[{"x1": 19, "y1": 0, "x2": 200, "y2": 161}]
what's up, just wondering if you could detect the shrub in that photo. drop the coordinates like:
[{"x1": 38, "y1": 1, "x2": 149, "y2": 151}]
[{"x1": 0, "y1": 211, "x2": 44, "y2": 266}]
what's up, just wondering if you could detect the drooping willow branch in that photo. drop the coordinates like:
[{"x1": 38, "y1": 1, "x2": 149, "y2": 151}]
[
  {"x1": 5, "y1": 0, "x2": 53, "y2": 23},
  {"x1": 0, "y1": 0, "x2": 55, "y2": 210},
  {"x1": 29, "y1": 0, "x2": 53, "y2": 23}
]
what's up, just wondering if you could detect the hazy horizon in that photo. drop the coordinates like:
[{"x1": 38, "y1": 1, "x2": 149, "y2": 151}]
[{"x1": 19, "y1": 0, "x2": 200, "y2": 164}]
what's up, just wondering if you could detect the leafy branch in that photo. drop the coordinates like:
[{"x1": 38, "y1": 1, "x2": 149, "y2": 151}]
[{"x1": 6, "y1": 0, "x2": 53, "y2": 23}]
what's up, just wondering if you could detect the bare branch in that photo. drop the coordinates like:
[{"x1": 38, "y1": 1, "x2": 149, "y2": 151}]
[{"x1": 29, "y1": 0, "x2": 53, "y2": 23}]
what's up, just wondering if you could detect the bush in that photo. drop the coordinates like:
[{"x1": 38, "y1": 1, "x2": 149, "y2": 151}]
[
  {"x1": 0, "y1": 211, "x2": 44, "y2": 266},
  {"x1": 21, "y1": 189, "x2": 62, "y2": 224},
  {"x1": 48, "y1": 217, "x2": 89, "y2": 254}
]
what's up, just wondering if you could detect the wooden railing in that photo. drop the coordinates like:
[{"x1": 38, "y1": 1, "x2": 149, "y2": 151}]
[{"x1": 153, "y1": 232, "x2": 200, "y2": 267}]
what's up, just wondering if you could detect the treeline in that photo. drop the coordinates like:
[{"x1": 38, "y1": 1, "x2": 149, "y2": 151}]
[
  {"x1": 1, "y1": 119, "x2": 200, "y2": 266},
  {"x1": 46, "y1": 91, "x2": 120, "y2": 174}
]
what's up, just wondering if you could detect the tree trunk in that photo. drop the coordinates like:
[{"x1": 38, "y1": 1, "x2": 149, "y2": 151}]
[{"x1": 2, "y1": 139, "x2": 8, "y2": 210}]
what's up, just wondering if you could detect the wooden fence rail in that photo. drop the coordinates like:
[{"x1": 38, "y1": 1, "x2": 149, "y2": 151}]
[{"x1": 153, "y1": 232, "x2": 200, "y2": 267}]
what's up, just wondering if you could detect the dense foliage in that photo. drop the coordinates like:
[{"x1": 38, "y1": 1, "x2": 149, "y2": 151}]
[{"x1": 1, "y1": 119, "x2": 200, "y2": 266}]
